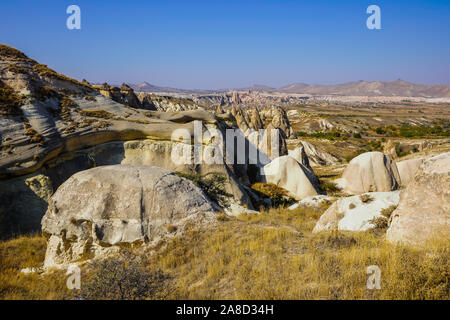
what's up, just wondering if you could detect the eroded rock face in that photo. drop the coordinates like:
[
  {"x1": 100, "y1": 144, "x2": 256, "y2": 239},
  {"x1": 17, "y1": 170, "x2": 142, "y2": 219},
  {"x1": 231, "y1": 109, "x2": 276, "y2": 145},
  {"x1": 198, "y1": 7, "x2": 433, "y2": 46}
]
[
  {"x1": 298, "y1": 141, "x2": 338, "y2": 166},
  {"x1": 263, "y1": 155, "x2": 319, "y2": 201},
  {"x1": 337, "y1": 152, "x2": 400, "y2": 194},
  {"x1": 386, "y1": 153, "x2": 450, "y2": 245},
  {"x1": 396, "y1": 158, "x2": 424, "y2": 186},
  {"x1": 313, "y1": 191, "x2": 400, "y2": 232},
  {"x1": 41, "y1": 165, "x2": 218, "y2": 267},
  {"x1": 288, "y1": 145, "x2": 312, "y2": 170}
]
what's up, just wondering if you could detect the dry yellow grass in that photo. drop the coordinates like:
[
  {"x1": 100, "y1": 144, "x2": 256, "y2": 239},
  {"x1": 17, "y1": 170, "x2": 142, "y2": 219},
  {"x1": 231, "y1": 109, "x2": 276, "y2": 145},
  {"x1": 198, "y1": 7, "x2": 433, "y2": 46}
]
[
  {"x1": 0, "y1": 234, "x2": 74, "y2": 300},
  {"x1": 0, "y1": 207, "x2": 448, "y2": 300}
]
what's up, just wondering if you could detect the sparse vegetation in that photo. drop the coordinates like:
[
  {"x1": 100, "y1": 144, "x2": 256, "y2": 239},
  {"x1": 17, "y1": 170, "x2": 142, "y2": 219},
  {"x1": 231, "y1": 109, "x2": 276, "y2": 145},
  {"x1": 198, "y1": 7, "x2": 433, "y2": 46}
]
[
  {"x1": 0, "y1": 206, "x2": 448, "y2": 300},
  {"x1": 0, "y1": 44, "x2": 32, "y2": 61},
  {"x1": 296, "y1": 130, "x2": 344, "y2": 141},
  {"x1": 81, "y1": 251, "x2": 171, "y2": 300},
  {"x1": 360, "y1": 194, "x2": 374, "y2": 203},
  {"x1": 319, "y1": 181, "x2": 340, "y2": 193},
  {"x1": 251, "y1": 182, "x2": 296, "y2": 208},
  {"x1": 33, "y1": 64, "x2": 92, "y2": 91},
  {"x1": 0, "y1": 80, "x2": 24, "y2": 116},
  {"x1": 7, "y1": 63, "x2": 28, "y2": 74},
  {"x1": 79, "y1": 109, "x2": 115, "y2": 120}
]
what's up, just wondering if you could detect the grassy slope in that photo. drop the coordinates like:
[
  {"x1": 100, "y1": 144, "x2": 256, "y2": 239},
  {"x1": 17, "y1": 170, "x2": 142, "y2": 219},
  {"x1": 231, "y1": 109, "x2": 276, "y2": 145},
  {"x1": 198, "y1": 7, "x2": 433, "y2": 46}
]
[{"x1": 1, "y1": 206, "x2": 448, "y2": 300}]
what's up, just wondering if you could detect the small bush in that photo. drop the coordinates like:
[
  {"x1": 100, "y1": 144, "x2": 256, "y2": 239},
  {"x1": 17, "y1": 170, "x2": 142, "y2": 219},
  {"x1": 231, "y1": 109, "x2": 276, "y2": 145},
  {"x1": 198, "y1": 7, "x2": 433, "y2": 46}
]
[
  {"x1": 353, "y1": 132, "x2": 362, "y2": 139},
  {"x1": 166, "y1": 224, "x2": 177, "y2": 233},
  {"x1": 216, "y1": 212, "x2": 230, "y2": 222},
  {"x1": 360, "y1": 194, "x2": 374, "y2": 203},
  {"x1": 349, "y1": 203, "x2": 356, "y2": 209},
  {"x1": 251, "y1": 182, "x2": 296, "y2": 208},
  {"x1": 320, "y1": 181, "x2": 340, "y2": 193}
]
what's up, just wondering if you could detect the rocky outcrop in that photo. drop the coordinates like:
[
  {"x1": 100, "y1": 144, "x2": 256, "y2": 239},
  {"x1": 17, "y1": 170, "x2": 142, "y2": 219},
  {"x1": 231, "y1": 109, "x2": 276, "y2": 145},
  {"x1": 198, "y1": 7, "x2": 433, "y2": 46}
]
[
  {"x1": 288, "y1": 145, "x2": 312, "y2": 170},
  {"x1": 94, "y1": 83, "x2": 142, "y2": 109},
  {"x1": 262, "y1": 155, "x2": 320, "y2": 201},
  {"x1": 270, "y1": 107, "x2": 296, "y2": 139},
  {"x1": 336, "y1": 152, "x2": 400, "y2": 194},
  {"x1": 313, "y1": 191, "x2": 400, "y2": 232},
  {"x1": 259, "y1": 124, "x2": 288, "y2": 160},
  {"x1": 136, "y1": 93, "x2": 201, "y2": 112},
  {"x1": 298, "y1": 141, "x2": 339, "y2": 166},
  {"x1": 386, "y1": 153, "x2": 450, "y2": 245},
  {"x1": 383, "y1": 140, "x2": 397, "y2": 159},
  {"x1": 41, "y1": 165, "x2": 218, "y2": 267},
  {"x1": 396, "y1": 158, "x2": 424, "y2": 186}
]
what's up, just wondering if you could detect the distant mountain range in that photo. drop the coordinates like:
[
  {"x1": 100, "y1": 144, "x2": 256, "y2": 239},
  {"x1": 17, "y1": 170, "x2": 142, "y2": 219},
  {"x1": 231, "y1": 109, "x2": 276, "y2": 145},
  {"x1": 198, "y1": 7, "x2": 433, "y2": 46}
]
[{"x1": 128, "y1": 80, "x2": 450, "y2": 98}]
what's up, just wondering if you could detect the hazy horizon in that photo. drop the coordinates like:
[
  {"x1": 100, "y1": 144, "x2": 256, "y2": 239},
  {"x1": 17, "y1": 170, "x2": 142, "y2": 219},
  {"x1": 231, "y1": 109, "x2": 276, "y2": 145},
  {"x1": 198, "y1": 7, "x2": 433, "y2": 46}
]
[{"x1": 1, "y1": 0, "x2": 449, "y2": 89}]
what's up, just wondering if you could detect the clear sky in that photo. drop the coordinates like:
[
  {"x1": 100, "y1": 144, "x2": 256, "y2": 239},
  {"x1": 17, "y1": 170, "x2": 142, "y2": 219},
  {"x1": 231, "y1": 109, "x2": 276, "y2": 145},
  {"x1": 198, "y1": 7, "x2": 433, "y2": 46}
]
[{"x1": 1, "y1": 0, "x2": 449, "y2": 89}]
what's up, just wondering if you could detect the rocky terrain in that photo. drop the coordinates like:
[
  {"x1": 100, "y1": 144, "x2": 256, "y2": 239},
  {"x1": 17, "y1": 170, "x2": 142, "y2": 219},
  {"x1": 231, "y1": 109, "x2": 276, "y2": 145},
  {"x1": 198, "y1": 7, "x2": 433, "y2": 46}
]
[{"x1": 0, "y1": 44, "x2": 449, "y2": 299}]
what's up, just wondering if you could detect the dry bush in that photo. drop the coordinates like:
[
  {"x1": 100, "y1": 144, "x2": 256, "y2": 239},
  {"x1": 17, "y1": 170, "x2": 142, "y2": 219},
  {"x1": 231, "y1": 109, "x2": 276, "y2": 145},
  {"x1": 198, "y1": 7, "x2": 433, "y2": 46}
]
[
  {"x1": 360, "y1": 194, "x2": 374, "y2": 203},
  {"x1": 79, "y1": 109, "x2": 115, "y2": 120},
  {"x1": 0, "y1": 80, "x2": 24, "y2": 116},
  {"x1": 251, "y1": 182, "x2": 296, "y2": 208},
  {"x1": 81, "y1": 251, "x2": 171, "y2": 300}
]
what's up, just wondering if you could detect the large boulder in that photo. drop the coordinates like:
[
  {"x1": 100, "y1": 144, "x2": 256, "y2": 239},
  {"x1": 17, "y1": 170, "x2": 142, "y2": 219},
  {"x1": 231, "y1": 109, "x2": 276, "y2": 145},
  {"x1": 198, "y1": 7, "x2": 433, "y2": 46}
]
[
  {"x1": 337, "y1": 152, "x2": 400, "y2": 194},
  {"x1": 396, "y1": 158, "x2": 424, "y2": 186},
  {"x1": 386, "y1": 153, "x2": 450, "y2": 245},
  {"x1": 288, "y1": 145, "x2": 312, "y2": 170},
  {"x1": 262, "y1": 156, "x2": 320, "y2": 201},
  {"x1": 313, "y1": 191, "x2": 400, "y2": 232},
  {"x1": 41, "y1": 165, "x2": 218, "y2": 267}
]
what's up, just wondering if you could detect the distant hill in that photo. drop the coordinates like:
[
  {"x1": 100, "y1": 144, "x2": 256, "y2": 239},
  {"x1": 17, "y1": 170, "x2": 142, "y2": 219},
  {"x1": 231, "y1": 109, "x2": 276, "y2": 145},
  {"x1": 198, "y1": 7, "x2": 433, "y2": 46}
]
[
  {"x1": 277, "y1": 80, "x2": 450, "y2": 97},
  {"x1": 128, "y1": 82, "x2": 212, "y2": 94}
]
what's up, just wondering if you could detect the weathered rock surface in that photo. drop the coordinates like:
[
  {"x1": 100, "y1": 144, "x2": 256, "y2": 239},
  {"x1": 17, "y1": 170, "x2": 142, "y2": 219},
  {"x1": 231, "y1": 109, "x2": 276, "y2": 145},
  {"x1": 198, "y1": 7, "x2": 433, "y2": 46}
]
[
  {"x1": 288, "y1": 145, "x2": 312, "y2": 170},
  {"x1": 298, "y1": 141, "x2": 339, "y2": 166},
  {"x1": 289, "y1": 195, "x2": 336, "y2": 210},
  {"x1": 386, "y1": 153, "x2": 450, "y2": 245},
  {"x1": 263, "y1": 155, "x2": 320, "y2": 200},
  {"x1": 41, "y1": 165, "x2": 218, "y2": 267},
  {"x1": 396, "y1": 158, "x2": 424, "y2": 186},
  {"x1": 336, "y1": 152, "x2": 400, "y2": 194},
  {"x1": 313, "y1": 191, "x2": 400, "y2": 232}
]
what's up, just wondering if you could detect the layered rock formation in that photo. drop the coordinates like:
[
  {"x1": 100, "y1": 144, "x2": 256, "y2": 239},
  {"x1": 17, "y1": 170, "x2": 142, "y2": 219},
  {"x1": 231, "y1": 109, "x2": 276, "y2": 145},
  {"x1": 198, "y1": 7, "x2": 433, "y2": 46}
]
[
  {"x1": 93, "y1": 83, "x2": 142, "y2": 109},
  {"x1": 41, "y1": 165, "x2": 218, "y2": 267},
  {"x1": 386, "y1": 153, "x2": 450, "y2": 245},
  {"x1": 296, "y1": 141, "x2": 339, "y2": 166},
  {"x1": 0, "y1": 45, "x2": 257, "y2": 238}
]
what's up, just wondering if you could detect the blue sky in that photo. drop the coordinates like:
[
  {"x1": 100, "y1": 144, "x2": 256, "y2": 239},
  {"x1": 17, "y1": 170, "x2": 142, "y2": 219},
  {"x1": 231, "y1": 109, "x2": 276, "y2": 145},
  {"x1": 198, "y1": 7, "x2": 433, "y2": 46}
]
[{"x1": 1, "y1": 0, "x2": 449, "y2": 88}]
